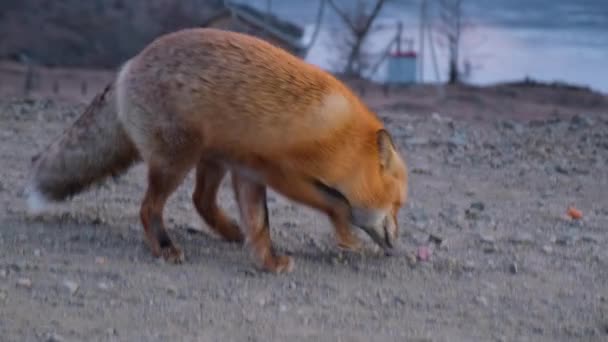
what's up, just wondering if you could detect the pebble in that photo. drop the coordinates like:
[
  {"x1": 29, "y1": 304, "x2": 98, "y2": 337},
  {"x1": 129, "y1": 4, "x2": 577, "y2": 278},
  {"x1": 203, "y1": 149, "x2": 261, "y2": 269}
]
[
  {"x1": 0, "y1": 269, "x2": 6, "y2": 278},
  {"x1": 33, "y1": 249, "x2": 41, "y2": 257},
  {"x1": 474, "y1": 295, "x2": 488, "y2": 307},
  {"x1": 16, "y1": 277, "x2": 32, "y2": 288},
  {"x1": 509, "y1": 232, "x2": 534, "y2": 245},
  {"x1": 166, "y1": 284, "x2": 178, "y2": 295},
  {"x1": 555, "y1": 233, "x2": 578, "y2": 246},
  {"x1": 63, "y1": 280, "x2": 79, "y2": 295},
  {"x1": 541, "y1": 245, "x2": 553, "y2": 254},
  {"x1": 580, "y1": 234, "x2": 599, "y2": 244},
  {"x1": 97, "y1": 282, "x2": 110, "y2": 291},
  {"x1": 509, "y1": 262, "x2": 518, "y2": 274},
  {"x1": 479, "y1": 232, "x2": 496, "y2": 244},
  {"x1": 416, "y1": 246, "x2": 432, "y2": 262},
  {"x1": 463, "y1": 260, "x2": 476, "y2": 271},
  {"x1": 46, "y1": 333, "x2": 66, "y2": 342}
]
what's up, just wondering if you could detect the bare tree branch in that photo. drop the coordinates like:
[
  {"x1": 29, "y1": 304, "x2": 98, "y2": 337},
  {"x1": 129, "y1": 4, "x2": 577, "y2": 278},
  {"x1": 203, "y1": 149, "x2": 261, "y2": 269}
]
[{"x1": 327, "y1": 0, "x2": 386, "y2": 77}]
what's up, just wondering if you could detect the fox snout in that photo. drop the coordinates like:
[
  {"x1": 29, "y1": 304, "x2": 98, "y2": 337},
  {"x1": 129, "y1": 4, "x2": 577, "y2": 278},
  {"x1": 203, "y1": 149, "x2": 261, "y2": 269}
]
[{"x1": 350, "y1": 208, "x2": 398, "y2": 254}]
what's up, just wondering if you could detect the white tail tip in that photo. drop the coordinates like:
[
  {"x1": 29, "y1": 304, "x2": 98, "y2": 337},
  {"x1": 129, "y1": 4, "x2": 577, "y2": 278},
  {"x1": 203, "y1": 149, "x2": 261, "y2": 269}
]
[{"x1": 26, "y1": 186, "x2": 49, "y2": 215}]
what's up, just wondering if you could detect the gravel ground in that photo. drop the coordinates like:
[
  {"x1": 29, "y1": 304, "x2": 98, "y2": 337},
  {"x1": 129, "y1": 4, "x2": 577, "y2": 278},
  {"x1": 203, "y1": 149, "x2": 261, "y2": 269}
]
[{"x1": 0, "y1": 93, "x2": 607, "y2": 342}]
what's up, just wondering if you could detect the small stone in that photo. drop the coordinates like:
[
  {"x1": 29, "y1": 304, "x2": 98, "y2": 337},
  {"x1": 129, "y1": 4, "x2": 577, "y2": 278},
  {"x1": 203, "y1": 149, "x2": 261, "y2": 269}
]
[
  {"x1": 406, "y1": 253, "x2": 417, "y2": 267},
  {"x1": 0, "y1": 269, "x2": 6, "y2": 278},
  {"x1": 33, "y1": 249, "x2": 41, "y2": 257},
  {"x1": 509, "y1": 232, "x2": 534, "y2": 245},
  {"x1": 416, "y1": 245, "x2": 432, "y2": 262},
  {"x1": 569, "y1": 114, "x2": 593, "y2": 129},
  {"x1": 580, "y1": 234, "x2": 599, "y2": 244},
  {"x1": 509, "y1": 262, "x2": 518, "y2": 274},
  {"x1": 97, "y1": 282, "x2": 110, "y2": 291},
  {"x1": 288, "y1": 281, "x2": 297, "y2": 290},
  {"x1": 257, "y1": 297, "x2": 266, "y2": 306},
  {"x1": 166, "y1": 284, "x2": 178, "y2": 296},
  {"x1": 279, "y1": 304, "x2": 288, "y2": 312},
  {"x1": 16, "y1": 277, "x2": 32, "y2": 288},
  {"x1": 470, "y1": 202, "x2": 485, "y2": 211},
  {"x1": 474, "y1": 295, "x2": 488, "y2": 307},
  {"x1": 46, "y1": 333, "x2": 66, "y2": 342},
  {"x1": 63, "y1": 280, "x2": 79, "y2": 295},
  {"x1": 479, "y1": 232, "x2": 496, "y2": 244},
  {"x1": 463, "y1": 260, "x2": 476, "y2": 271},
  {"x1": 541, "y1": 245, "x2": 553, "y2": 254},
  {"x1": 556, "y1": 233, "x2": 578, "y2": 246},
  {"x1": 447, "y1": 131, "x2": 468, "y2": 147},
  {"x1": 428, "y1": 234, "x2": 443, "y2": 246}
]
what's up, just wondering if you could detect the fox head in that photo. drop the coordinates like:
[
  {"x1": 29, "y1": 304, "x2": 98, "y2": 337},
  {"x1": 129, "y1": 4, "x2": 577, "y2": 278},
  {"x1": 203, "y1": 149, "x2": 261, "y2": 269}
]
[{"x1": 349, "y1": 129, "x2": 408, "y2": 253}]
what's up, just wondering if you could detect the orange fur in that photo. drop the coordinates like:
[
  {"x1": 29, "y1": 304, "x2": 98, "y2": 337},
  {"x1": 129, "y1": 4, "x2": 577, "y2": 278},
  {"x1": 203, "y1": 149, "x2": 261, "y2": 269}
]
[{"x1": 30, "y1": 28, "x2": 408, "y2": 273}]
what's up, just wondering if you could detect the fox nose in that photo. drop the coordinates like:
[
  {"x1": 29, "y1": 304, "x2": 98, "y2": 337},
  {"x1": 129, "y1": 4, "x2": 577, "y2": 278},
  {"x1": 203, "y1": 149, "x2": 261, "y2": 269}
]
[{"x1": 382, "y1": 216, "x2": 397, "y2": 255}]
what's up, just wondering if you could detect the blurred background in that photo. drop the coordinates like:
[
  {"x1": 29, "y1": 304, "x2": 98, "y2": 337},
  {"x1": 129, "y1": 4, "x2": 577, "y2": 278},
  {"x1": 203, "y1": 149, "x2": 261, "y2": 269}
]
[{"x1": 1, "y1": 0, "x2": 606, "y2": 102}]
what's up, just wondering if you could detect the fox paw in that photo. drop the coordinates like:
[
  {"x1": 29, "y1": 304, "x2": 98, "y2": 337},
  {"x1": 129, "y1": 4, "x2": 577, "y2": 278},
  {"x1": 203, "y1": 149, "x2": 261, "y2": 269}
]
[
  {"x1": 262, "y1": 254, "x2": 294, "y2": 274},
  {"x1": 160, "y1": 245, "x2": 185, "y2": 264},
  {"x1": 336, "y1": 235, "x2": 363, "y2": 253}
]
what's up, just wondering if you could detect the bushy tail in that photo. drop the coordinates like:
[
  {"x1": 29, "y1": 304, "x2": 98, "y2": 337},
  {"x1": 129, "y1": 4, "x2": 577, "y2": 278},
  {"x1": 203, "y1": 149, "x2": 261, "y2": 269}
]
[{"x1": 26, "y1": 82, "x2": 140, "y2": 212}]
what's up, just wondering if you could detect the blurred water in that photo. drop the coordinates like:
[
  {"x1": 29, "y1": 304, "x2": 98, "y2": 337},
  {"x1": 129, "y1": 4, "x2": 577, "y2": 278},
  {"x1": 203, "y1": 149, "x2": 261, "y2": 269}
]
[{"x1": 235, "y1": 0, "x2": 608, "y2": 93}]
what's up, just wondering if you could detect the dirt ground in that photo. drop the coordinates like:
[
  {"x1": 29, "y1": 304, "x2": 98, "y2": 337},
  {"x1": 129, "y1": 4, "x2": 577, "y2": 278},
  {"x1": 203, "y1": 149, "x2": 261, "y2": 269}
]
[{"x1": 0, "y1": 78, "x2": 607, "y2": 341}]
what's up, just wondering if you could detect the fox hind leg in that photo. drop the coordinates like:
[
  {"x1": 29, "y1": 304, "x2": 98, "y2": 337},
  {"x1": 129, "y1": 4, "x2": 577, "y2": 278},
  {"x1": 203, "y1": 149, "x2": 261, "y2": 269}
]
[
  {"x1": 231, "y1": 172, "x2": 293, "y2": 274},
  {"x1": 192, "y1": 159, "x2": 244, "y2": 243},
  {"x1": 140, "y1": 160, "x2": 192, "y2": 263}
]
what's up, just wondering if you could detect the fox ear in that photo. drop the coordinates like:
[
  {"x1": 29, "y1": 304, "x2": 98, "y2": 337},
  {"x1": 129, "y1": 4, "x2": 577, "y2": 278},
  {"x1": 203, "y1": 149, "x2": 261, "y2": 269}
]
[{"x1": 377, "y1": 129, "x2": 395, "y2": 169}]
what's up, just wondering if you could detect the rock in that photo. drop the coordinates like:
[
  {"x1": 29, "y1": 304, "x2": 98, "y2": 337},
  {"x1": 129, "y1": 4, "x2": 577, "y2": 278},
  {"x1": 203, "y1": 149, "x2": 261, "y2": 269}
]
[
  {"x1": 556, "y1": 232, "x2": 579, "y2": 246},
  {"x1": 0, "y1": 269, "x2": 6, "y2": 278},
  {"x1": 474, "y1": 295, "x2": 488, "y2": 307},
  {"x1": 406, "y1": 252, "x2": 418, "y2": 267},
  {"x1": 542, "y1": 245, "x2": 553, "y2": 254},
  {"x1": 470, "y1": 202, "x2": 485, "y2": 211},
  {"x1": 411, "y1": 167, "x2": 433, "y2": 175},
  {"x1": 166, "y1": 284, "x2": 178, "y2": 296},
  {"x1": 416, "y1": 245, "x2": 432, "y2": 262},
  {"x1": 554, "y1": 164, "x2": 569, "y2": 175},
  {"x1": 447, "y1": 131, "x2": 468, "y2": 147},
  {"x1": 33, "y1": 249, "x2": 41, "y2": 257},
  {"x1": 405, "y1": 137, "x2": 429, "y2": 146},
  {"x1": 509, "y1": 262, "x2": 518, "y2": 274},
  {"x1": 46, "y1": 333, "x2": 66, "y2": 342},
  {"x1": 465, "y1": 202, "x2": 485, "y2": 220},
  {"x1": 63, "y1": 280, "x2": 79, "y2": 295},
  {"x1": 16, "y1": 278, "x2": 32, "y2": 289},
  {"x1": 569, "y1": 114, "x2": 593, "y2": 129},
  {"x1": 509, "y1": 232, "x2": 534, "y2": 245},
  {"x1": 428, "y1": 234, "x2": 444, "y2": 246},
  {"x1": 97, "y1": 282, "x2": 110, "y2": 291},
  {"x1": 580, "y1": 234, "x2": 600, "y2": 244},
  {"x1": 463, "y1": 260, "x2": 476, "y2": 271},
  {"x1": 478, "y1": 232, "x2": 496, "y2": 244}
]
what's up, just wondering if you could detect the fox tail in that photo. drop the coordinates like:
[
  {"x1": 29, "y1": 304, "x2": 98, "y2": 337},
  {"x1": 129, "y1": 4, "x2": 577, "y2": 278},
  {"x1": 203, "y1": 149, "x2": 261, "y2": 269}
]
[{"x1": 25, "y1": 83, "x2": 140, "y2": 213}]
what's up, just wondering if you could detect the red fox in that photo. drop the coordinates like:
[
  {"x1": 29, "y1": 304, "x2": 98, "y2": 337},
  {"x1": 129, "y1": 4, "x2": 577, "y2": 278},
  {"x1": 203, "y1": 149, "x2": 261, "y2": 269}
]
[{"x1": 26, "y1": 28, "x2": 408, "y2": 274}]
